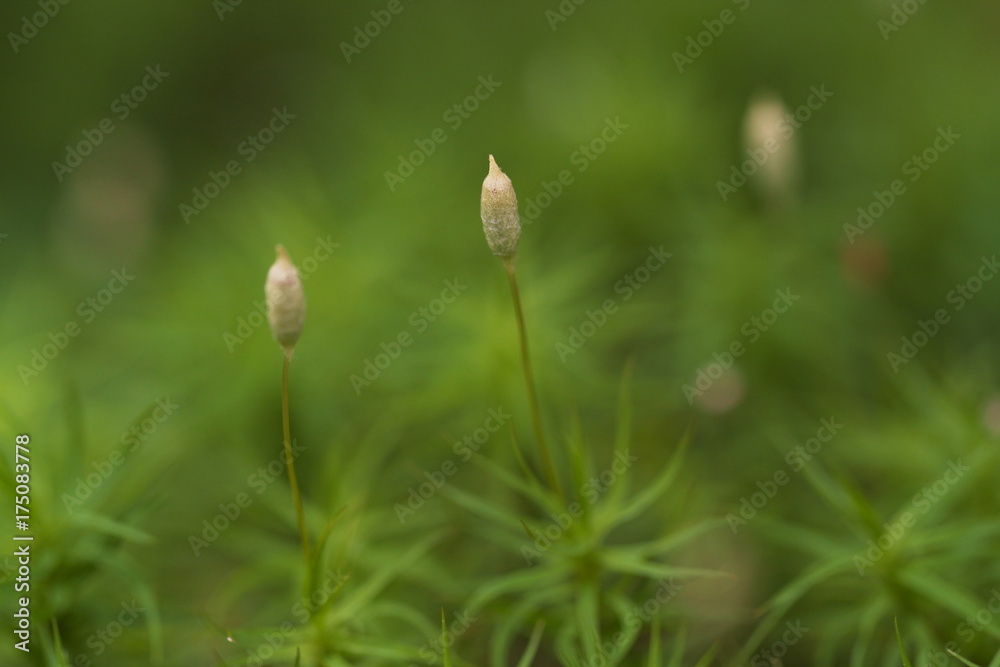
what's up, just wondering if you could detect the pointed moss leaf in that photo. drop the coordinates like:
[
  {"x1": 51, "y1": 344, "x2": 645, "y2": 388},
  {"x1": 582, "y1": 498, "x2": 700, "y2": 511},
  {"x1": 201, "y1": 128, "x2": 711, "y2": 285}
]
[
  {"x1": 440, "y1": 483, "x2": 526, "y2": 534},
  {"x1": 899, "y1": 568, "x2": 1000, "y2": 642},
  {"x1": 468, "y1": 565, "x2": 563, "y2": 615},
  {"x1": 329, "y1": 532, "x2": 442, "y2": 625},
  {"x1": 602, "y1": 426, "x2": 691, "y2": 532},
  {"x1": 515, "y1": 621, "x2": 546, "y2": 667},
  {"x1": 896, "y1": 617, "x2": 914, "y2": 667}
]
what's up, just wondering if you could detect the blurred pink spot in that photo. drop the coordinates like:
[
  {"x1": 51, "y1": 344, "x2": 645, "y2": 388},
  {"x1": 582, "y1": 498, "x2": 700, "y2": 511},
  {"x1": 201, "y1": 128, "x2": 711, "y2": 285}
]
[
  {"x1": 981, "y1": 395, "x2": 1000, "y2": 436},
  {"x1": 694, "y1": 365, "x2": 746, "y2": 414}
]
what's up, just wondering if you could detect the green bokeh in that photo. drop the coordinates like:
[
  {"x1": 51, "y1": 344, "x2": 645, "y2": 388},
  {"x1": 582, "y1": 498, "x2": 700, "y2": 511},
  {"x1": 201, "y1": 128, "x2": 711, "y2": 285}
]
[{"x1": 2, "y1": 1, "x2": 999, "y2": 665}]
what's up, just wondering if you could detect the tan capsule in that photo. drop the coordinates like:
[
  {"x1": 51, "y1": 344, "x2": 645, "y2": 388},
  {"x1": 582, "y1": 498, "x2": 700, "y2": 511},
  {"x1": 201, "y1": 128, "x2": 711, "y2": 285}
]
[
  {"x1": 742, "y1": 91, "x2": 800, "y2": 205},
  {"x1": 480, "y1": 155, "x2": 521, "y2": 258},
  {"x1": 265, "y1": 245, "x2": 306, "y2": 353}
]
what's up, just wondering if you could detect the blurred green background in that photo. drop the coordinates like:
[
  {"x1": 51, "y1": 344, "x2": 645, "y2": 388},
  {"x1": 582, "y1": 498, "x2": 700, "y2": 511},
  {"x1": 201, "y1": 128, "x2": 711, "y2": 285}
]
[{"x1": 2, "y1": 1, "x2": 1000, "y2": 665}]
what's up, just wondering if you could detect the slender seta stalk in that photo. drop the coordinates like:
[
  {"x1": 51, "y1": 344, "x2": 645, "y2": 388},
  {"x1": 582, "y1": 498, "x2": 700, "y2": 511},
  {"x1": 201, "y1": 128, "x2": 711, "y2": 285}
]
[
  {"x1": 282, "y1": 351, "x2": 311, "y2": 565},
  {"x1": 266, "y1": 245, "x2": 311, "y2": 566},
  {"x1": 503, "y1": 255, "x2": 563, "y2": 499},
  {"x1": 481, "y1": 155, "x2": 562, "y2": 499}
]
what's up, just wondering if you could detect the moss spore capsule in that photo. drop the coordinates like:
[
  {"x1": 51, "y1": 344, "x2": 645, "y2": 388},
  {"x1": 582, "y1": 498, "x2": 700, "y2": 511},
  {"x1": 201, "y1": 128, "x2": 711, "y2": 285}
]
[
  {"x1": 266, "y1": 244, "x2": 306, "y2": 353},
  {"x1": 480, "y1": 155, "x2": 521, "y2": 259}
]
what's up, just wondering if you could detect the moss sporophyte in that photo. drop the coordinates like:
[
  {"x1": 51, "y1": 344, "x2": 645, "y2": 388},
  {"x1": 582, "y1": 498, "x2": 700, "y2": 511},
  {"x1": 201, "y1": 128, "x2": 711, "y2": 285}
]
[
  {"x1": 480, "y1": 155, "x2": 562, "y2": 499},
  {"x1": 265, "y1": 245, "x2": 311, "y2": 565}
]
